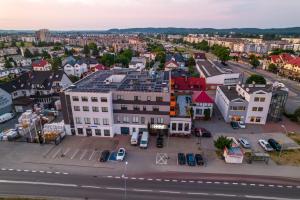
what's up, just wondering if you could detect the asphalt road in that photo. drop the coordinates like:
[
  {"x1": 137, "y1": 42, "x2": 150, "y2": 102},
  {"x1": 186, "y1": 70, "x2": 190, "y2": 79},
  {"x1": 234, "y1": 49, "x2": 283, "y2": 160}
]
[{"x1": 0, "y1": 170, "x2": 299, "y2": 200}]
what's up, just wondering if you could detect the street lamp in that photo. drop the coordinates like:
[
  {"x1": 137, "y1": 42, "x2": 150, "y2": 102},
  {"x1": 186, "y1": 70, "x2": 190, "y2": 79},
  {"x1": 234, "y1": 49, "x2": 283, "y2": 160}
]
[{"x1": 122, "y1": 161, "x2": 128, "y2": 200}]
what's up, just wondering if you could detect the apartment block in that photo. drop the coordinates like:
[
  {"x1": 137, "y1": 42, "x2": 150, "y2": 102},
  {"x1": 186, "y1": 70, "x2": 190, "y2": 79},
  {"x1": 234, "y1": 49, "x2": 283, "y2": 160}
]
[{"x1": 61, "y1": 69, "x2": 171, "y2": 137}]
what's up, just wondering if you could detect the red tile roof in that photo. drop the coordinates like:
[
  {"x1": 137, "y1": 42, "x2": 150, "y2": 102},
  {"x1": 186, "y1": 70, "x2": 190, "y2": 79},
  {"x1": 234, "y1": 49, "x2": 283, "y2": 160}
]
[
  {"x1": 172, "y1": 77, "x2": 206, "y2": 91},
  {"x1": 281, "y1": 53, "x2": 294, "y2": 62},
  {"x1": 91, "y1": 64, "x2": 108, "y2": 72},
  {"x1": 32, "y1": 59, "x2": 48, "y2": 67},
  {"x1": 165, "y1": 60, "x2": 179, "y2": 68},
  {"x1": 192, "y1": 91, "x2": 214, "y2": 103},
  {"x1": 287, "y1": 57, "x2": 300, "y2": 67},
  {"x1": 270, "y1": 55, "x2": 281, "y2": 63}
]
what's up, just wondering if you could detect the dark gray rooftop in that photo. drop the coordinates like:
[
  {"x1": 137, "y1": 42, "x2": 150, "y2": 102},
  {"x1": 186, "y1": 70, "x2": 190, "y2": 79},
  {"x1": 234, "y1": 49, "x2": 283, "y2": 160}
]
[
  {"x1": 197, "y1": 60, "x2": 235, "y2": 77},
  {"x1": 66, "y1": 69, "x2": 170, "y2": 93},
  {"x1": 219, "y1": 86, "x2": 244, "y2": 101}
]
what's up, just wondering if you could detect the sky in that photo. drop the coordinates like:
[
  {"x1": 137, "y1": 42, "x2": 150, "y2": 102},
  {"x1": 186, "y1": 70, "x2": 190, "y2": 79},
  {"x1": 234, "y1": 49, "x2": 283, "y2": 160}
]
[{"x1": 0, "y1": 0, "x2": 300, "y2": 30}]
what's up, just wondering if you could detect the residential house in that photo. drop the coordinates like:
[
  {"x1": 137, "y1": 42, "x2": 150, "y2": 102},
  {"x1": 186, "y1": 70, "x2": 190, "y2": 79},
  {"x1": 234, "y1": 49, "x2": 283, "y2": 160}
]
[
  {"x1": 0, "y1": 88, "x2": 12, "y2": 115},
  {"x1": 129, "y1": 57, "x2": 147, "y2": 71},
  {"x1": 10, "y1": 55, "x2": 32, "y2": 67},
  {"x1": 282, "y1": 57, "x2": 300, "y2": 81},
  {"x1": 166, "y1": 53, "x2": 185, "y2": 68},
  {"x1": 215, "y1": 84, "x2": 273, "y2": 124},
  {"x1": 191, "y1": 91, "x2": 214, "y2": 119},
  {"x1": 164, "y1": 60, "x2": 179, "y2": 71},
  {"x1": 32, "y1": 59, "x2": 51, "y2": 71}
]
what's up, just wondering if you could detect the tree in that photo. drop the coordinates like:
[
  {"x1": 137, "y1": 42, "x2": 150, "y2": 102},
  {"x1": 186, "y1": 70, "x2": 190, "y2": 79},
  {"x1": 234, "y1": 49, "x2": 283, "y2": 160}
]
[
  {"x1": 24, "y1": 48, "x2": 33, "y2": 58},
  {"x1": 20, "y1": 41, "x2": 25, "y2": 47},
  {"x1": 214, "y1": 136, "x2": 232, "y2": 150},
  {"x1": 187, "y1": 56, "x2": 195, "y2": 67},
  {"x1": 100, "y1": 53, "x2": 115, "y2": 67},
  {"x1": 211, "y1": 45, "x2": 230, "y2": 63},
  {"x1": 83, "y1": 45, "x2": 90, "y2": 57},
  {"x1": 268, "y1": 63, "x2": 278, "y2": 73},
  {"x1": 50, "y1": 57, "x2": 62, "y2": 71},
  {"x1": 4, "y1": 59, "x2": 13, "y2": 68},
  {"x1": 249, "y1": 55, "x2": 260, "y2": 69},
  {"x1": 41, "y1": 50, "x2": 51, "y2": 59},
  {"x1": 194, "y1": 40, "x2": 209, "y2": 52},
  {"x1": 246, "y1": 74, "x2": 266, "y2": 84},
  {"x1": 69, "y1": 75, "x2": 80, "y2": 83}
]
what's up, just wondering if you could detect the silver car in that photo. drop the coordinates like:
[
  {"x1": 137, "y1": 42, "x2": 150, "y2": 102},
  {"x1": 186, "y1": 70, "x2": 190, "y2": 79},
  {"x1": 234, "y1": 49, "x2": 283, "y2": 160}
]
[{"x1": 238, "y1": 138, "x2": 251, "y2": 149}]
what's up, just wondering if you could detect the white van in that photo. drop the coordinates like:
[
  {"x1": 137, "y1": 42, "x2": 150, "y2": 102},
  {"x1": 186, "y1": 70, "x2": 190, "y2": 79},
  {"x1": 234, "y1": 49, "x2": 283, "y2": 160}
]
[
  {"x1": 130, "y1": 132, "x2": 139, "y2": 145},
  {"x1": 140, "y1": 131, "x2": 149, "y2": 149}
]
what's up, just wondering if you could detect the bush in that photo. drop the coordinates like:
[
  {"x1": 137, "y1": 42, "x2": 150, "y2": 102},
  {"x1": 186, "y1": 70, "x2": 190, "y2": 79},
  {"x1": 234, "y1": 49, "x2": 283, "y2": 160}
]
[{"x1": 214, "y1": 136, "x2": 232, "y2": 150}]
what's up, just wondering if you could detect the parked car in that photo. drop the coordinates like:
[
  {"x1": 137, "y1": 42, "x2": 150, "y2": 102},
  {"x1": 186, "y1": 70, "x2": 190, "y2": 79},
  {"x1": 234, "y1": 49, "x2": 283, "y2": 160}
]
[
  {"x1": 268, "y1": 139, "x2": 281, "y2": 152},
  {"x1": 238, "y1": 121, "x2": 246, "y2": 129},
  {"x1": 177, "y1": 153, "x2": 186, "y2": 165},
  {"x1": 238, "y1": 138, "x2": 251, "y2": 149},
  {"x1": 116, "y1": 148, "x2": 126, "y2": 161},
  {"x1": 258, "y1": 139, "x2": 273, "y2": 152},
  {"x1": 99, "y1": 150, "x2": 110, "y2": 162},
  {"x1": 230, "y1": 121, "x2": 239, "y2": 129},
  {"x1": 130, "y1": 132, "x2": 139, "y2": 145},
  {"x1": 156, "y1": 135, "x2": 164, "y2": 148},
  {"x1": 0, "y1": 113, "x2": 14, "y2": 124},
  {"x1": 193, "y1": 128, "x2": 212, "y2": 138},
  {"x1": 140, "y1": 131, "x2": 149, "y2": 149},
  {"x1": 186, "y1": 153, "x2": 196, "y2": 166},
  {"x1": 195, "y1": 154, "x2": 204, "y2": 166}
]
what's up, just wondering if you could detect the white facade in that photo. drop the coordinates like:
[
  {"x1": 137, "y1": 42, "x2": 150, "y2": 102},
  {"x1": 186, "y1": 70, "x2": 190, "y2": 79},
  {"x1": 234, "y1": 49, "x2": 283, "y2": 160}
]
[
  {"x1": 64, "y1": 64, "x2": 75, "y2": 76},
  {"x1": 205, "y1": 73, "x2": 241, "y2": 86},
  {"x1": 68, "y1": 92, "x2": 114, "y2": 137},
  {"x1": 192, "y1": 103, "x2": 213, "y2": 119},
  {"x1": 74, "y1": 63, "x2": 88, "y2": 77},
  {"x1": 169, "y1": 117, "x2": 192, "y2": 136}
]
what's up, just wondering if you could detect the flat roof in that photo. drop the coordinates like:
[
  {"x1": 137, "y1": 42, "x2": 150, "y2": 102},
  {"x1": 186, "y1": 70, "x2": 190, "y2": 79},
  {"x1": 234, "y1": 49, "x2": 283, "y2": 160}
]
[
  {"x1": 197, "y1": 60, "x2": 236, "y2": 77},
  {"x1": 66, "y1": 69, "x2": 170, "y2": 93},
  {"x1": 219, "y1": 86, "x2": 243, "y2": 101}
]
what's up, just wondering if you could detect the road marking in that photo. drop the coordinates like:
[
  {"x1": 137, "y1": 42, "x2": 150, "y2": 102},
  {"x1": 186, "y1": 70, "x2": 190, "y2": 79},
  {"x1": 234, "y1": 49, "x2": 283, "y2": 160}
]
[
  {"x1": 81, "y1": 185, "x2": 102, "y2": 189},
  {"x1": 8, "y1": 169, "x2": 14, "y2": 171},
  {"x1": 133, "y1": 189, "x2": 153, "y2": 192},
  {"x1": 1, "y1": 168, "x2": 6, "y2": 171},
  {"x1": 115, "y1": 176, "x2": 121, "y2": 179},
  {"x1": 16, "y1": 169, "x2": 21, "y2": 172},
  {"x1": 223, "y1": 182, "x2": 229, "y2": 184},
  {"x1": 206, "y1": 181, "x2": 212, "y2": 184},
  {"x1": 63, "y1": 173, "x2": 69, "y2": 175},
  {"x1": 245, "y1": 195, "x2": 300, "y2": 200},
  {"x1": 70, "y1": 149, "x2": 80, "y2": 160},
  {"x1": 297, "y1": 186, "x2": 300, "y2": 188},
  {"x1": 259, "y1": 184, "x2": 265, "y2": 187},
  {"x1": 0, "y1": 180, "x2": 77, "y2": 187},
  {"x1": 107, "y1": 176, "x2": 113, "y2": 178},
  {"x1": 131, "y1": 177, "x2": 136, "y2": 180},
  {"x1": 159, "y1": 190, "x2": 180, "y2": 194},
  {"x1": 63, "y1": 148, "x2": 71, "y2": 156},
  {"x1": 250, "y1": 183, "x2": 256, "y2": 186},
  {"x1": 89, "y1": 150, "x2": 96, "y2": 161},
  {"x1": 286, "y1": 186, "x2": 293, "y2": 188},
  {"x1": 187, "y1": 192, "x2": 209, "y2": 195},
  {"x1": 138, "y1": 178, "x2": 144, "y2": 180},
  {"x1": 39, "y1": 171, "x2": 44, "y2": 173},
  {"x1": 241, "y1": 183, "x2": 247, "y2": 186},
  {"x1": 232, "y1": 182, "x2": 238, "y2": 185},
  {"x1": 189, "y1": 180, "x2": 194, "y2": 183},
  {"x1": 31, "y1": 170, "x2": 36, "y2": 173},
  {"x1": 46, "y1": 171, "x2": 52, "y2": 174},
  {"x1": 172, "y1": 180, "x2": 178, "y2": 182},
  {"x1": 23, "y1": 170, "x2": 29, "y2": 172},
  {"x1": 52, "y1": 148, "x2": 62, "y2": 159},
  {"x1": 277, "y1": 185, "x2": 283, "y2": 188},
  {"x1": 164, "y1": 179, "x2": 170, "y2": 182},
  {"x1": 80, "y1": 150, "x2": 88, "y2": 160},
  {"x1": 55, "y1": 172, "x2": 61, "y2": 174},
  {"x1": 181, "y1": 180, "x2": 186, "y2": 183},
  {"x1": 197, "y1": 181, "x2": 203, "y2": 183},
  {"x1": 214, "y1": 181, "x2": 220, "y2": 184},
  {"x1": 147, "y1": 178, "x2": 153, "y2": 181},
  {"x1": 156, "y1": 179, "x2": 161, "y2": 181},
  {"x1": 269, "y1": 185, "x2": 274, "y2": 187},
  {"x1": 105, "y1": 187, "x2": 124, "y2": 191},
  {"x1": 214, "y1": 193, "x2": 237, "y2": 197}
]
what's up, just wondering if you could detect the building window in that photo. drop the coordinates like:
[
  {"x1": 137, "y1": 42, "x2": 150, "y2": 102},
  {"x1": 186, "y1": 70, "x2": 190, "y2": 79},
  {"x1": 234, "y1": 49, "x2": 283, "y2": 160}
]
[
  {"x1": 133, "y1": 105, "x2": 140, "y2": 111},
  {"x1": 258, "y1": 107, "x2": 263, "y2": 112},
  {"x1": 74, "y1": 106, "x2": 80, "y2": 111},
  {"x1": 91, "y1": 97, "x2": 98, "y2": 102},
  {"x1": 171, "y1": 123, "x2": 177, "y2": 131},
  {"x1": 256, "y1": 117, "x2": 261, "y2": 123},
  {"x1": 147, "y1": 96, "x2": 151, "y2": 101},
  {"x1": 156, "y1": 96, "x2": 163, "y2": 102},
  {"x1": 134, "y1": 96, "x2": 140, "y2": 101},
  {"x1": 75, "y1": 117, "x2": 82, "y2": 124},
  {"x1": 152, "y1": 106, "x2": 159, "y2": 112},
  {"x1": 117, "y1": 116, "x2": 121, "y2": 123},
  {"x1": 84, "y1": 117, "x2": 91, "y2": 124},
  {"x1": 77, "y1": 128, "x2": 83, "y2": 135},
  {"x1": 143, "y1": 106, "x2": 147, "y2": 111},
  {"x1": 178, "y1": 123, "x2": 183, "y2": 131},
  {"x1": 141, "y1": 117, "x2": 145, "y2": 124},
  {"x1": 250, "y1": 117, "x2": 255, "y2": 122},
  {"x1": 83, "y1": 106, "x2": 89, "y2": 111},
  {"x1": 260, "y1": 98, "x2": 265, "y2": 102},
  {"x1": 101, "y1": 97, "x2": 108, "y2": 102},
  {"x1": 123, "y1": 116, "x2": 129, "y2": 123},
  {"x1": 102, "y1": 107, "x2": 108, "y2": 112},
  {"x1": 133, "y1": 116, "x2": 139, "y2": 123},
  {"x1": 72, "y1": 96, "x2": 79, "y2": 101},
  {"x1": 196, "y1": 109, "x2": 202, "y2": 115},
  {"x1": 95, "y1": 129, "x2": 101, "y2": 136},
  {"x1": 81, "y1": 96, "x2": 88, "y2": 102},
  {"x1": 254, "y1": 97, "x2": 259, "y2": 102},
  {"x1": 103, "y1": 118, "x2": 109, "y2": 125},
  {"x1": 104, "y1": 129, "x2": 110, "y2": 136},
  {"x1": 117, "y1": 95, "x2": 123, "y2": 100},
  {"x1": 92, "y1": 106, "x2": 99, "y2": 112},
  {"x1": 184, "y1": 123, "x2": 189, "y2": 132},
  {"x1": 93, "y1": 118, "x2": 100, "y2": 125},
  {"x1": 252, "y1": 107, "x2": 258, "y2": 111},
  {"x1": 121, "y1": 105, "x2": 127, "y2": 110},
  {"x1": 157, "y1": 117, "x2": 164, "y2": 124},
  {"x1": 150, "y1": 118, "x2": 155, "y2": 124}
]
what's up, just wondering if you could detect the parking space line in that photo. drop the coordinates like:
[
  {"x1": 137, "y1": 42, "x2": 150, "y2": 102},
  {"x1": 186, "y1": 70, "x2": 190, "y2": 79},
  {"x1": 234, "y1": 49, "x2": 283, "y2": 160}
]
[
  {"x1": 89, "y1": 150, "x2": 96, "y2": 161},
  {"x1": 63, "y1": 173, "x2": 69, "y2": 175},
  {"x1": 156, "y1": 179, "x2": 161, "y2": 181},
  {"x1": 0, "y1": 168, "x2": 6, "y2": 171},
  {"x1": 197, "y1": 181, "x2": 203, "y2": 184},
  {"x1": 52, "y1": 148, "x2": 62, "y2": 159},
  {"x1": 138, "y1": 178, "x2": 145, "y2": 180},
  {"x1": 147, "y1": 179, "x2": 153, "y2": 181},
  {"x1": 71, "y1": 149, "x2": 80, "y2": 160},
  {"x1": 63, "y1": 148, "x2": 71, "y2": 157},
  {"x1": 80, "y1": 150, "x2": 88, "y2": 160}
]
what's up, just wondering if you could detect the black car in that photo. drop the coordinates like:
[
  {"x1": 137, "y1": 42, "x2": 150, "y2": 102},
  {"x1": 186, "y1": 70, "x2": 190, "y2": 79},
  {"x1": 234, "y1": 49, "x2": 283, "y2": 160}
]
[
  {"x1": 156, "y1": 135, "x2": 164, "y2": 148},
  {"x1": 268, "y1": 139, "x2": 281, "y2": 152},
  {"x1": 195, "y1": 154, "x2": 204, "y2": 166},
  {"x1": 99, "y1": 150, "x2": 110, "y2": 162},
  {"x1": 177, "y1": 153, "x2": 186, "y2": 165},
  {"x1": 186, "y1": 153, "x2": 196, "y2": 166},
  {"x1": 193, "y1": 128, "x2": 212, "y2": 138}
]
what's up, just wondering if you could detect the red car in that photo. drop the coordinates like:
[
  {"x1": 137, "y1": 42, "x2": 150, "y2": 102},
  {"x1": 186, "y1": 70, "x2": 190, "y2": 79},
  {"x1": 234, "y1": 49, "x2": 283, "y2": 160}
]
[{"x1": 193, "y1": 128, "x2": 212, "y2": 138}]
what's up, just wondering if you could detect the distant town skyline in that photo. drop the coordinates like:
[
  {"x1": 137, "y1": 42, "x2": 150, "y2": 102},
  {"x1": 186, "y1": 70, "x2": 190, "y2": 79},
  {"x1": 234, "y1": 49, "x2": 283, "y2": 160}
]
[{"x1": 0, "y1": 0, "x2": 300, "y2": 30}]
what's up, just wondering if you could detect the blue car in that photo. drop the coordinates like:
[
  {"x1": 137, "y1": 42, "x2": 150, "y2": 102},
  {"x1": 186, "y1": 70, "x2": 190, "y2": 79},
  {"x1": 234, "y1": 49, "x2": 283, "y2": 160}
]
[{"x1": 186, "y1": 153, "x2": 196, "y2": 166}]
